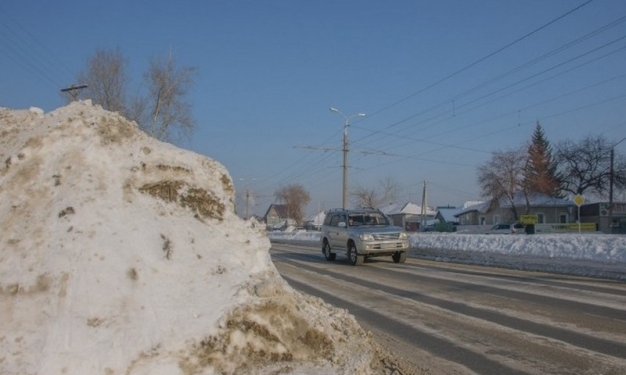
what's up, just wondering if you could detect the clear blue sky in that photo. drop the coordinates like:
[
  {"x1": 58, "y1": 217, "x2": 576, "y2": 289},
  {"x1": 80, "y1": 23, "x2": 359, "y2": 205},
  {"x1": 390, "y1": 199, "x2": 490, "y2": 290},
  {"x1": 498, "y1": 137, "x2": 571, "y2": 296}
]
[{"x1": 2, "y1": 0, "x2": 625, "y2": 217}]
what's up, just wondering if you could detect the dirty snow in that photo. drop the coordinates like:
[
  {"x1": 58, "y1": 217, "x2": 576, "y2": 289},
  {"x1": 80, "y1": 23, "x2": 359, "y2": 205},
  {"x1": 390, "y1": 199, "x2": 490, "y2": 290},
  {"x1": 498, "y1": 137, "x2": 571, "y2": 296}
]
[{"x1": 0, "y1": 102, "x2": 413, "y2": 375}]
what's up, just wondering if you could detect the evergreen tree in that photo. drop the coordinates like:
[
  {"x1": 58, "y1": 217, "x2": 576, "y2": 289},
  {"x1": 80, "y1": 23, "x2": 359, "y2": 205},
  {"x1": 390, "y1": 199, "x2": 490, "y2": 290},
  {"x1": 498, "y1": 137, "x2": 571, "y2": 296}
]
[{"x1": 525, "y1": 122, "x2": 562, "y2": 197}]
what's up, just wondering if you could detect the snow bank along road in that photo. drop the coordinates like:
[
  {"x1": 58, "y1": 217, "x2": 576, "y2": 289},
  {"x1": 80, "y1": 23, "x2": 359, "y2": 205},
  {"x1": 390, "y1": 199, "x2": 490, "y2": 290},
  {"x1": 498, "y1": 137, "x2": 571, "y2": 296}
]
[{"x1": 269, "y1": 242, "x2": 626, "y2": 375}]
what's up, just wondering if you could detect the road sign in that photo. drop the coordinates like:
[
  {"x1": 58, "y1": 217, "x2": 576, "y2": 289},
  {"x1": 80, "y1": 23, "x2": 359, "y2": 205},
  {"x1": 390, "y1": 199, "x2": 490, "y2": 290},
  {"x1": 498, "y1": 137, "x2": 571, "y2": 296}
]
[{"x1": 574, "y1": 195, "x2": 584, "y2": 207}]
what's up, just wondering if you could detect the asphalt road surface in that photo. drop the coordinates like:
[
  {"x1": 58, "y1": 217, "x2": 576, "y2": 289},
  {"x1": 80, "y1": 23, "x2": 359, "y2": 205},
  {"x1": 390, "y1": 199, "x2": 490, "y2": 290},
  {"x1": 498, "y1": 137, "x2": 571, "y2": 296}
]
[{"x1": 270, "y1": 241, "x2": 626, "y2": 375}]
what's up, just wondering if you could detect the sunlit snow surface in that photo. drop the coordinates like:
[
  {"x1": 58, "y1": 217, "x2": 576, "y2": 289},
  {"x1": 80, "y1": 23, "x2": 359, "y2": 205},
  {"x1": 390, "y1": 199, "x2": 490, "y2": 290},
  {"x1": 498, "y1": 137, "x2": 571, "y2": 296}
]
[{"x1": 268, "y1": 231, "x2": 626, "y2": 280}]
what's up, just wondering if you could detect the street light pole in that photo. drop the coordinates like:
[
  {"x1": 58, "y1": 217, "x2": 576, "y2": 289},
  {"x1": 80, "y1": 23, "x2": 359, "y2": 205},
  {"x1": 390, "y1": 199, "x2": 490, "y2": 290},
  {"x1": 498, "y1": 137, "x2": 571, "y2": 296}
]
[
  {"x1": 329, "y1": 107, "x2": 365, "y2": 209},
  {"x1": 608, "y1": 136, "x2": 626, "y2": 232}
]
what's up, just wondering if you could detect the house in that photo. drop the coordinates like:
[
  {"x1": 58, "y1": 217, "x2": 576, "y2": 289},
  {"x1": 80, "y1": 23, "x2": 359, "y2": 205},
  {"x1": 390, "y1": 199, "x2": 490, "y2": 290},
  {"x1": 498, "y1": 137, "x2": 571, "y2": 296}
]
[
  {"x1": 580, "y1": 201, "x2": 626, "y2": 234},
  {"x1": 380, "y1": 202, "x2": 437, "y2": 232},
  {"x1": 435, "y1": 206, "x2": 460, "y2": 225},
  {"x1": 263, "y1": 204, "x2": 291, "y2": 230},
  {"x1": 455, "y1": 193, "x2": 575, "y2": 226},
  {"x1": 303, "y1": 210, "x2": 326, "y2": 231},
  {"x1": 432, "y1": 206, "x2": 461, "y2": 232}
]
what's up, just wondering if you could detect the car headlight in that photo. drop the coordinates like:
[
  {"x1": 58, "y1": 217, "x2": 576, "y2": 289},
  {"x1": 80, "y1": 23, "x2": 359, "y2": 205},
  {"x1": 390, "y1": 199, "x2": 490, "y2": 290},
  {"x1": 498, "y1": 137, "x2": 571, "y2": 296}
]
[
  {"x1": 399, "y1": 232, "x2": 408, "y2": 239},
  {"x1": 359, "y1": 234, "x2": 374, "y2": 241}
]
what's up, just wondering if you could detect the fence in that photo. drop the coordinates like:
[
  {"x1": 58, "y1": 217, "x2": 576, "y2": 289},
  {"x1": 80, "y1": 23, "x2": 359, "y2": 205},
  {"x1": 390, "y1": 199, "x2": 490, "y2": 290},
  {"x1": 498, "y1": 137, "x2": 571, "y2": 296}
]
[
  {"x1": 539, "y1": 223, "x2": 597, "y2": 233},
  {"x1": 454, "y1": 223, "x2": 598, "y2": 234}
]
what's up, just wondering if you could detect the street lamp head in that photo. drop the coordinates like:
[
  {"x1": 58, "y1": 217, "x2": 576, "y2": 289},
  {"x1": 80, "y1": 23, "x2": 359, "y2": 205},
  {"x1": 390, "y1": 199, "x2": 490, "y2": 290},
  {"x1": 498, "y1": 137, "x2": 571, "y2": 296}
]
[
  {"x1": 357, "y1": 113, "x2": 366, "y2": 117},
  {"x1": 329, "y1": 107, "x2": 339, "y2": 113}
]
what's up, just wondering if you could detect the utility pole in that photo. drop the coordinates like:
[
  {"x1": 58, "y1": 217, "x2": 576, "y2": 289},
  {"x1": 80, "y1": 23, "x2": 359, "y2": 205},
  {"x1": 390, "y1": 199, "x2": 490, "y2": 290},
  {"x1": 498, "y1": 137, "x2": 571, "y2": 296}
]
[
  {"x1": 239, "y1": 178, "x2": 256, "y2": 220},
  {"x1": 60, "y1": 84, "x2": 88, "y2": 101},
  {"x1": 608, "y1": 136, "x2": 626, "y2": 233},
  {"x1": 330, "y1": 107, "x2": 365, "y2": 209},
  {"x1": 421, "y1": 180, "x2": 427, "y2": 230}
]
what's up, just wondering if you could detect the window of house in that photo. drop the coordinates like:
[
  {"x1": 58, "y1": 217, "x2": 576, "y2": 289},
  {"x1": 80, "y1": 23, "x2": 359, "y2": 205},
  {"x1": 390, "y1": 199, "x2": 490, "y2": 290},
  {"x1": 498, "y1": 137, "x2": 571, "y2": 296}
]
[
  {"x1": 560, "y1": 214, "x2": 567, "y2": 223},
  {"x1": 537, "y1": 213, "x2": 545, "y2": 223},
  {"x1": 493, "y1": 215, "x2": 501, "y2": 224},
  {"x1": 480, "y1": 216, "x2": 486, "y2": 225}
]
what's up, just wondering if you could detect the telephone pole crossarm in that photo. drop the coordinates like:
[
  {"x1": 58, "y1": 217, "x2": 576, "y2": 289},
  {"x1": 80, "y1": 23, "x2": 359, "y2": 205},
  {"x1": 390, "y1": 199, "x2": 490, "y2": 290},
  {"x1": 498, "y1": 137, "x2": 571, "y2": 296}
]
[{"x1": 60, "y1": 84, "x2": 88, "y2": 101}]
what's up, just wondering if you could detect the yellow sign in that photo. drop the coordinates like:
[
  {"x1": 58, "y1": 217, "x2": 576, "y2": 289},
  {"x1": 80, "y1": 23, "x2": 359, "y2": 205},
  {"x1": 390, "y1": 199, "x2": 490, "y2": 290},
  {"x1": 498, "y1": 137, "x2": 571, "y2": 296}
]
[
  {"x1": 519, "y1": 215, "x2": 538, "y2": 224},
  {"x1": 574, "y1": 194, "x2": 584, "y2": 206}
]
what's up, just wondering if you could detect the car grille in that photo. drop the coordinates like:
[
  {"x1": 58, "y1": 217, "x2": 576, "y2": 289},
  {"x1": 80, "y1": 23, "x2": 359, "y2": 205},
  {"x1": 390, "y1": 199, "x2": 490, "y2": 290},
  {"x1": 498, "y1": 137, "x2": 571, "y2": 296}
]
[{"x1": 373, "y1": 233, "x2": 400, "y2": 240}]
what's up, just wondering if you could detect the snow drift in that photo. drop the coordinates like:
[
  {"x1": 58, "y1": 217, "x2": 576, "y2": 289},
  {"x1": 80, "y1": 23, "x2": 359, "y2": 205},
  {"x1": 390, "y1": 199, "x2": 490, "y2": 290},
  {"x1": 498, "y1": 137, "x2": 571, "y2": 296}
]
[{"x1": 0, "y1": 102, "x2": 409, "y2": 374}]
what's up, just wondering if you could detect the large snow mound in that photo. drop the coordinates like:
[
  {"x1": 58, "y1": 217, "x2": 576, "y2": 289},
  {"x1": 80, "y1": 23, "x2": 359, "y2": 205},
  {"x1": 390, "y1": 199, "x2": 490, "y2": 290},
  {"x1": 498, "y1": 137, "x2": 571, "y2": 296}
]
[{"x1": 0, "y1": 102, "x2": 412, "y2": 375}]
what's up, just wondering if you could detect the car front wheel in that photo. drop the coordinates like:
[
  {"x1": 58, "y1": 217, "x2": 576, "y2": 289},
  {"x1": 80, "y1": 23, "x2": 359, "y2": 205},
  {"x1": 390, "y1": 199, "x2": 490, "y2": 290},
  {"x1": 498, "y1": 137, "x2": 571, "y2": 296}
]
[
  {"x1": 348, "y1": 243, "x2": 364, "y2": 266},
  {"x1": 392, "y1": 251, "x2": 407, "y2": 264},
  {"x1": 323, "y1": 240, "x2": 336, "y2": 261}
]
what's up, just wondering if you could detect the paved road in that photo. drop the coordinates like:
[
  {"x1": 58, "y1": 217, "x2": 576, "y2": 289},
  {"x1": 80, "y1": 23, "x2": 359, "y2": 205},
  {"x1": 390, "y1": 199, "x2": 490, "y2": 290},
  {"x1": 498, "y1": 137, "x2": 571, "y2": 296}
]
[{"x1": 270, "y1": 242, "x2": 626, "y2": 375}]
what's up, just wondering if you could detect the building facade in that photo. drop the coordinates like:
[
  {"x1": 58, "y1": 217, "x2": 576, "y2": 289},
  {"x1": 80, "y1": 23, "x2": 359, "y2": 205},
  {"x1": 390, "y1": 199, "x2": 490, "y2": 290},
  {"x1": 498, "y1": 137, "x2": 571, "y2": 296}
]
[{"x1": 580, "y1": 202, "x2": 626, "y2": 234}]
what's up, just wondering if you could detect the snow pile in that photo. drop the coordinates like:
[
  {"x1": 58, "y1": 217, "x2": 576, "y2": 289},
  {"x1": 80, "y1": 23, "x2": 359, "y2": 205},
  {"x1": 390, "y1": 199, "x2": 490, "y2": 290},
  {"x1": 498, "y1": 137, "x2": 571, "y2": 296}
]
[
  {"x1": 0, "y1": 102, "x2": 409, "y2": 375},
  {"x1": 268, "y1": 231, "x2": 626, "y2": 280}
]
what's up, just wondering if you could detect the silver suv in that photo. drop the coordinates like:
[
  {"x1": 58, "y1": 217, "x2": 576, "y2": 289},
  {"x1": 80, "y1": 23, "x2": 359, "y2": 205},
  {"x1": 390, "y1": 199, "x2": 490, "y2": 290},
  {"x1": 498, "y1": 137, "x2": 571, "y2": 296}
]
[{"x1": 320, "y1": 208, "x2": 410, "y2": 266}]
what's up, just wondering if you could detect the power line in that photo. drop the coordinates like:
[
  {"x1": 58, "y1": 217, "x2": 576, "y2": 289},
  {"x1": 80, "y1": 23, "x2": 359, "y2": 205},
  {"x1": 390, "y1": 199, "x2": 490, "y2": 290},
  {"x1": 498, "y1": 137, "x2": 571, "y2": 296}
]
[
  {"x1": 0, "y1": 5, "x2": 72, "y2": 89},
  {"x1": 351, "y1": 35, "x2": 626, "y2": 159},
  {"x1": 352, "y1": 17, "x2": 626, "y2": 152},
  {"x1": 262, "y1": 0, "x2": 614, "y2": 206},
  {"x1": 362, "y1": 0, "x2": 596, "y2": 121}
]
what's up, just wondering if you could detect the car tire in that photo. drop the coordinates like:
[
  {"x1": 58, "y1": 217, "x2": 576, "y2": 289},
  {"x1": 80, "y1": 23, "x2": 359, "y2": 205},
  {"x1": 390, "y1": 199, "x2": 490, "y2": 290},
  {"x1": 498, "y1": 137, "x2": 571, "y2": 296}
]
[
  {"x1": 348, "y1": 243, "x2": 364, "y2": 266},
  {"x1": 323, "y1": 240, "x2": 336, "y2": 261},
  {"x1": 392, "y1": 251, "x2": 407, "y2": 264}
]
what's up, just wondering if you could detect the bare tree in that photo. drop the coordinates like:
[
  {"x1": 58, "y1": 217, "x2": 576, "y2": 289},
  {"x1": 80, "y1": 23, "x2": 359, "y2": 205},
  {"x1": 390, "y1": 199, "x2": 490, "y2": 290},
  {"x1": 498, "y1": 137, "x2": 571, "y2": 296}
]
[
  {"x1": 556, "y1": 135, "x2": 626, "y2": 197},
  {"x1": 133, "y1": 52, "x2": 197, "y2": 142},
  {"x1": 352, "y1": 186, "x2": 377, "y2": 208},
  {"x1": 477, "y1": 147, "x2": 527, "y2": 220},
  {"x1": 274, "y1": 184, "x2": 311, "y2": 226},
  {"x1": 351, "y1": 177, "x2": 399, "y2": 208},
  {"x1": 75, "y1": 48, "x2": 198, "y2": 142},
  {"x1": 75, "y1": 47, "x2": 128, "y2": 113}
]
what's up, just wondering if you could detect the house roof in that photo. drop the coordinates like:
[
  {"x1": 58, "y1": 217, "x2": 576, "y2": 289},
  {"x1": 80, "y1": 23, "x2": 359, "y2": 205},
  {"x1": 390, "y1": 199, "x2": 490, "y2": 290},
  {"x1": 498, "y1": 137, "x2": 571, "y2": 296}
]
[
  {"x1": 460, "y1": 200, "x2": 485, "y2": 209},
  {"x1": 308, "y1": 211, "x2": 326, "y2": 225},
  {"x1": 454, "y1": 201, "x2": 491, "y2": 217},
  {"x1": 501, "y1": 193, "x2": 574, "y2": 208},
  {"x1": 263, "y1": 204, "x2": 288, "y2": 219},
  {"x1": 380, "y1": 202, "x2": 437, "y2": 216},
  {"x1": 437, "y1": 207, "x2": 461, "y2": 222},
  {"x1": 454, "y1": 193, "x2": 574, "y2": 217}
]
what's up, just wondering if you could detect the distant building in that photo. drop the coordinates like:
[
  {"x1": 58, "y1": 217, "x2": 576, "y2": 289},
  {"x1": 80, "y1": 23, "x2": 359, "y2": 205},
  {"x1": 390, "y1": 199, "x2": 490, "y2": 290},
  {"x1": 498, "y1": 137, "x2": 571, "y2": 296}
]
[
  {"x1": 380, "y1": 202, "x2": 436, "y2": 231},
  {"x1": 435, "y1": 206, "x2": 460, "y2": 225},
  {"x1": 455, "y1": 193, "x2": 574, "y2": 225},
  {"x1": 303, "y1": 210, "x2": 326, "y2": 231},
  {"x1": 263, "y1": 204, "x2": 291, "y2": 230},
  {"x1": 580, "y1": 202, "x2": 626, "y2": 234}
]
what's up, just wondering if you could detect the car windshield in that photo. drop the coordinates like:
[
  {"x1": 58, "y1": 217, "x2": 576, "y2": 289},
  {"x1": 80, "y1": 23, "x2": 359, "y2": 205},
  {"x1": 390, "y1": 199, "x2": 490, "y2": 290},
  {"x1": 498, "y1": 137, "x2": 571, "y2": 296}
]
[{"x1": 348, "y1": 212, "x2": 389, "y2": 226}]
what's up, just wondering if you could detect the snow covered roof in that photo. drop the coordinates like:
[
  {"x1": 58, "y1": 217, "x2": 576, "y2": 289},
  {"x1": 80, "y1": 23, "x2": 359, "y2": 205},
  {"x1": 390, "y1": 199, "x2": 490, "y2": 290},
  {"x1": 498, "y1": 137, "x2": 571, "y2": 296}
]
[
  {"x1": 501, "y1": 193, "x2": 574, "y2": 208},
  {"x1": 437, "y1": 207, "x2": 461, "y2": 222},
  {"x1": 379, "y1": 202, "x2": 402, "y2": 215},
  {"x1": 455, "y1": 201, "x2": 491, "y2": 216},
  {"x1": 460, "y1": 200, "x2": 485, "y2": 209},
  {"x1": 380, "y1": 202, "x2": 436, "y2": 216},
  {"x1": 308, "y1": 210, "x2": 326, "y2": 225},
  {"x1": 454, "y1": 193, "x2": 574, "y2": 217}
]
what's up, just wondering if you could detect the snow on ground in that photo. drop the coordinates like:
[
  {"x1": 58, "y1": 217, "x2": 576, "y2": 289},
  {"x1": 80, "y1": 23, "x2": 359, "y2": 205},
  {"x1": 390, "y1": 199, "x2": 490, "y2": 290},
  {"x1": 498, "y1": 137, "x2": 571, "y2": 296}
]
[
  {"x1": 268, "y1": 230, "x2": 626, "y2": 281},
  {"x1": 0, "y1": 102, "x2": 413, "y2": 375}
]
